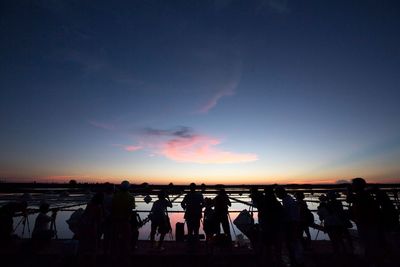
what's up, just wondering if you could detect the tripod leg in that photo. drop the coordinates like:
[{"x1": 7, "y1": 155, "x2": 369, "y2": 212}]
[
  {"x1": 26, "y1": 216, "x2": 31, "y2": 237},
  {"x1": 22, "y1": 217, "x2": 26, "y2": 237}
]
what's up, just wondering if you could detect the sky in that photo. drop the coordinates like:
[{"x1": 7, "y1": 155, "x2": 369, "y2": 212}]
[{"x1": 1, "y1": 0, "x2": 400, "y2": 184}]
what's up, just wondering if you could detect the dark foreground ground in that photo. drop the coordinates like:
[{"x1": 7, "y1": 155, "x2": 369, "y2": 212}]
[{"x1": 1, "y1": 239, "x2": 400, "y2": 267}]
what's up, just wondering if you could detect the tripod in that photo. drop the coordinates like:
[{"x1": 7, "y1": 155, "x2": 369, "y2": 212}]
[
  {"x1": 50, "y1": 211, "x2": 58, "y2": 239},
  {"x1": 14, "y1": 213, "x2": 31, "y2": 238}
]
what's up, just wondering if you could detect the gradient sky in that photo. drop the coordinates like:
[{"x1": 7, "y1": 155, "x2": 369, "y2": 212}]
[{"x1": 1, "y1": 0, "x2": 400, "y2": 184}]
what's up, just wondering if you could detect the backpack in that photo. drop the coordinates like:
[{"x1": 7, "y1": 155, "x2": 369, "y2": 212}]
[{"x1": 66, "y1": 208, "x2": 84, "y2": 236}]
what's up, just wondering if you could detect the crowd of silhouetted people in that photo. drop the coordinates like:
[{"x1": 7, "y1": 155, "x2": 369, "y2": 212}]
[{"x1": 0, "y1": 178, "x2": 399, "y2": 267}]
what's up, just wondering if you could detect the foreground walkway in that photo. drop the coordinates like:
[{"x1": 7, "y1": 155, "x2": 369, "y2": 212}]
[{"x1": 1, "y1": 239, "x2": 400, "y2": 267}]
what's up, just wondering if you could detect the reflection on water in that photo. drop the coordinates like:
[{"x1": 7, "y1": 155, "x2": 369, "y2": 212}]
[{"x1": 5, "y1": 192, "x2": 333, "y2": 241}]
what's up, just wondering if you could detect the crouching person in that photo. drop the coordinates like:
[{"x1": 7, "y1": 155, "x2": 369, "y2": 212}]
[{"x1": 32, "y1": 203, "x2": 56, "y2": 241}]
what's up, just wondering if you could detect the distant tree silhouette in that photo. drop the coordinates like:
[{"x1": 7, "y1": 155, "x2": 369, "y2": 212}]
[{"x1": 69, "y1": 179, "x2": 78, "y2": 185}]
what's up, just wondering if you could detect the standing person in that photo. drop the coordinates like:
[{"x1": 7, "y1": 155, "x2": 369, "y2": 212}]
[
  {"x1": 0, "y1": 201, "x2": 27, "y2": 243},
  {"x1": 78, "y1": 192, "x2": 104, "y2": 267},
  {"x1": 181, "y1": 183, "x2": 204, "y2": 244},
  {"x1": 374, "y1": 188, "x2": 399, "y2": 255},
  {"x1": 261, "y1": 186, "x2": 284, "y2": 266},
  {"x1": 149, "y1": 191, "x2": 172, "y2": 250},
  {"x1": 102, "y1": 183, "x2": 114, "y2": 255},
  {"x1": 111, "y1": 181, "x2": 135, "y2": 263},
  {"x1": 32, "y1": 202, "x2": 56, "y2": 241},
  {"x1": 213, "y1": 188, "x2": 232, "y2": 241},
  {"x1": 318, "y1": 192, "x2": 353, "y2": 255},
  {"x1": 347, "y1": 178, "x2": 384, "y2": 266},
  {"x1": 275, "y1": 186, "x2": 304, "y2": 267},
  {"x1": 374, "y1": 188, "x2": 399, "y2": 231},
  {"x1": 294, "y1": 192, "x2": 312, "y2": 246}
]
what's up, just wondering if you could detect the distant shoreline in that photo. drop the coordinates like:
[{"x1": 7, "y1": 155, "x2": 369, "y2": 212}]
[{"x1": 1, "y1": 181, "x2": 399, "y2": 194}]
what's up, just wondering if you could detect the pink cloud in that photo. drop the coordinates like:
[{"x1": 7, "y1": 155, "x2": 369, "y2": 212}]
[
  {"x1": 124, "y1": 145, "x2": 143, "y2": 152},
  {"x1": 159, "y1": 135, "x2": 258, "y2": 164},
  {"x1": 120, "y1": 127, "x2": 258, "y2": 164}
]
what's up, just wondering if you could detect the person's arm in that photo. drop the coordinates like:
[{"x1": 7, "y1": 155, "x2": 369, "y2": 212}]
[
  {"x1": 44, "y1": 214, "x2": 53, "y2": 223},
  {"x1": 181, "y1": 195, "x2": 187, "y2": 209},
  {"x1": 227, "y1": 196, "x2": 231, "y2": 207},
  {"x1": 165, "y1": 198, "x2": 172, "y2": 208}
]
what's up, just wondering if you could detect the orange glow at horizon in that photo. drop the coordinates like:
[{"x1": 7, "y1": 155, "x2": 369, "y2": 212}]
[{"x1": 21, "y1": 174, "x2": 399, "y2": 185}]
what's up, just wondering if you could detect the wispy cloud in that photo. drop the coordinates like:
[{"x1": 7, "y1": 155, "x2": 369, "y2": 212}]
[
  {"x1": 125, "y1": 126, "x2": 258, "y2": 164},
  {"x1": 197, "y1": 61, "x2": 242, "y2": 114},
  {"x1": 198, "y1": 85, "x2": 236, "y2": 114}
]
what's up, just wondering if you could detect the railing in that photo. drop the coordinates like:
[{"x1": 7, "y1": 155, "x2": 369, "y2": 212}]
[{"x1": 3, "y1": 184, "x2": 399, "y2": 239}]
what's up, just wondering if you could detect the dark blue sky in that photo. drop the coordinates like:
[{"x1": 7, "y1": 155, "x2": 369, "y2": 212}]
[{"x1": 1, "y1": 0, "x2": 400, "y2": 183}]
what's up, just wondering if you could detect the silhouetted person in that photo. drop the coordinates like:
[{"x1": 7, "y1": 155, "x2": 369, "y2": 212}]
[
  {"x1": 181, "y1": 183, "x2": 204, "y2": 244},
  {"x1": 374, "y1": 188, "x2": 399, "y2": 231},
  {"x1": 78, "y1": 192, "x2": 104, "y2": 267},
  {"x1": 373, "y1": 187, "x2": 399, "y2": 255},
  {"x1": 261, "y1": 186, "x2": 284, "y2": 266},
  {"x1": 275, "y1": 186, "x2": 304, "y2": 267},
  {"x1": 347, "y1": 178, "x2": 384, "y2": 266},
  {"x1": 0, "y1": 201, "x2": 27, "y2": 243},
  {"x1": 32, "y1": 202, "x2": 56, "y2": 241},
  {"x1": 294, "y1": 192, "x2": 312, "y2": 246},
  {"x1": 248, "y1": 186, "x2": 263, "y2": 251},
  {"x1": 111, "y1": 181, "x2": 135, "y2": 263},
  {"x1": 150, "y1": 191, "x2": 172, "y2": 250},
  {"x1": 213, "y1": 188, "x2": 232, "y2": 241},
  {"x1": 102, "y1": 183, "x2": 114, "y2": 255},
  {"x1": 318, "y1": 191, "x2": 353, "y2": 255},
  {"x1": 203, "y1": 197, "x2": 218, "y2": 243}
]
